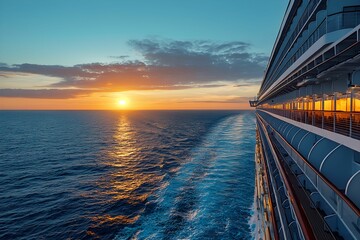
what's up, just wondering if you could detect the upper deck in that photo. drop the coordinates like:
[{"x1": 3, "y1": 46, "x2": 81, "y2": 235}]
[
  {"x1": 258, "y1": 0, "x2": 360, "y2": 103},
  {"x1": 253, "y1": 1, "x2": 360, "y2": 239}
]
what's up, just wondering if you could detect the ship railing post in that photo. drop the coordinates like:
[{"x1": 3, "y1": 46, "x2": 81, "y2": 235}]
[
  {"x1": 334, "y1": 93, "x2": 337, "y2": 133},
  {"x1": 321, "y1": 94, "x2": 325, "y2": 129},
  {"x1": 302, "y1": 98, "x2": 305, "y2": 123},
  {"x1": 350, "y1": 89, "x2": 354, "y2": 137},
  {"x1": 312, "y1": 95, "x2": 315, "y2": 126},
  {"x1": 311, "y1": 110, "x2": 313, "y2": 126}
]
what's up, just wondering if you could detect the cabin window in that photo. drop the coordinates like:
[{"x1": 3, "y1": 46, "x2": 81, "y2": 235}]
[
  {"x1": 307, "y1": 100, "x2": 313, "y2": 110},
  {"x1": 298, "y1": 101, "x2": 303, "y2": 110},
  {"x1": 336, "y1": 97, "x2": 351, "y2": 112},
  {"x1": 353, "y1": 98, "x2": 360, "y2": 112},
  {"x1": 324, "y1": 99, "x2": 333, "y2": 111},
  {"x1": 343, "y1": 6, "x2": 360, "y2": 28},
  {"x1": 314, "y1": 100, "x2": 322, "y2": 110}
]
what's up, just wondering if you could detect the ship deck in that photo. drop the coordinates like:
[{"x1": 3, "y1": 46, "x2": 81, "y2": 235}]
[
  {"x1": 258, "y1": 114, "x2": 343, "y2": 240},
  {"x1": 270, "y1": 133, "x2": 342, "y2": 240}
]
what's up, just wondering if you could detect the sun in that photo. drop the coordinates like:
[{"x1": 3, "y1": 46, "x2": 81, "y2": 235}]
[{"x1": 118, "y1": 99, "x2": 127, "y2": 106}]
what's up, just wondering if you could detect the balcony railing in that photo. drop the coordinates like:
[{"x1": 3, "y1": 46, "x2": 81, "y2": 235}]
[
  {"x1": 257, "y1": 112, "x2": 360, "y2": 239},
  {"x1": 260, "y1": 109, "x2": 360, "y2": 140},
  {"x1": 257, "y1": 117, "x2": 309, "y2": 240},
  {"x1": 327, "y1": 10, "x2": 360, "y2": 32},
  {"x1": 261, "y1": 9, "x2": 360, "y2": 95}
]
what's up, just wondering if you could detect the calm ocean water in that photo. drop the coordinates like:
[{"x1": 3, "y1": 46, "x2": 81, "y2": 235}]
[{"x1": 0, "y1": 110, "x2": 256, "y2": 240}]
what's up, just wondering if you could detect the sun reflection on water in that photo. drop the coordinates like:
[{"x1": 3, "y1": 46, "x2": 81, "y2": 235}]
[{"x1": 89, "y1": 114, "x2": 164, "y2": 236}]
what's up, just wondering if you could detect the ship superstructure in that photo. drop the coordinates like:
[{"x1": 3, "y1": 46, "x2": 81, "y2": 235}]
[{"x1": 252, "y1": 1, "x2": 360, "y2": 239}]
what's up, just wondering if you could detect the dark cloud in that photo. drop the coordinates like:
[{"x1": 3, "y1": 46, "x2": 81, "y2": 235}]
[
  {"x1": 0, "y1": 64, "x2": 92, "y2": 81},
  {"x1": 0, "y1": 39, "x2": 266, "y2": 98},
  {"x1": 128, "y1": 39, "x2": 266, "y2": 80}
]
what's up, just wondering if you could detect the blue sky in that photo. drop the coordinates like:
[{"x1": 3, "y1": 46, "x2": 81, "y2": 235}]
[
  {"x1": 0, "y1": 0, "x2": 288, "y2": 109},
  {"x1": 0, "y1": 0, "x2": 288, "y2": 65}
]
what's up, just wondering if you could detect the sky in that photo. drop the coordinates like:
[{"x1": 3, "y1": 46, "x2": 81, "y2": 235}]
[{"x1": 0, "y1": 0, "x2": 288, "y2": 110}]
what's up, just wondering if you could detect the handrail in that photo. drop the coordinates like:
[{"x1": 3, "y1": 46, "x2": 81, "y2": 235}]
[
  {"x1": 258, "y1": 113, "x2": 340, "y2": 239},
  {"x1": 257, "y1": 114, "x2": 316, "y2": 240},
  {"x1": 258, "y1": 126, "x2": 290, "y2": 239},
  {"x1": 256, "y1": 131, "x2": 280, "y2": 240},
  {"x1": 263, "y1": 7, "x2": 326, "y2": 93},
  {"x1": 261, "y1": 108, "x2": 360, "y2": 140},
  {"x1": 257, "y1": 111, "x2": 360, "y2": 217},
  {"x1": 263, "y1": 109, "x2": 360, "y2": 114},
  {"x1": 261, "y1": 0, "x2": 323, "y2": 93},
  {"x1": 259, "y1": 27, "x2": 360, "y2": 102}
]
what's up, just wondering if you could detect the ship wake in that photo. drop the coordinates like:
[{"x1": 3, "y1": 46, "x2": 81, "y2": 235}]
[{"x1": 115, "y1": 112, "x2": 256, "y2": 239}]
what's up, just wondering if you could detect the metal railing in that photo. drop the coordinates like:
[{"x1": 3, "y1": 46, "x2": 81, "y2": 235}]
[
  {"x1": 327, "y1": 10, "x2": 360, "y2": 32},
  {"x1": 257, "y1": 115, "x2": 316, "y2": 240},
  {"x1": 261, "y1": 10, "x2": 360, "y2": 95},
  {"x1": 257, "y1": 111, "x2": 360, "y2": 239},
  {"x1": 256, "y1": 132, "x2": 280, "y2": 240},
  {"x1": 261, "y1": 109, "x2": 360, "y2": 140}
]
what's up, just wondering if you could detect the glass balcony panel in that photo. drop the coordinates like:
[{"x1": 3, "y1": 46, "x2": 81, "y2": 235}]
[
  {"x1": 354, "y1": 98, "x2": 360, "y2": 112},
  {"x1": 336, "y1": 97, "x2": 351, "y2": 112},
  {"x1": 327, "y1": 14, "x2": 341, "y2": 32},
  {"x1": 307, "y1": 111, "x2": 313, "y2": 124},
  {"x1": 324, "y1": 99, "x2": 333, "y2": 111},
  {"x1": 313, "y1": 111, "x2": 323, "y2": 128},
  {"x1": 314, "y1": 101, "x2": 322, "y2": 110},
  {"x1": 259, "y1": 88, "x2": 360, "y2": 140},
  {"x1": 307, "y1": 101, "x2": 313, "y2": 110},
  {"x1": 323, "y1": 112, "x2": 334, "y2": 131},
  {"x1": 299, "y1": 101, "x2": 303, "y2": 110},
  {"x1": 335, "y1": 112, "x2": 350, "y2": 136},
  {"x1": 343, "y1": 12, "x2": 356, "y2": 28}
]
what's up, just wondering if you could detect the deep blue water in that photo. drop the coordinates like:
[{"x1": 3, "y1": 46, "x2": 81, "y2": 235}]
[{"x1": 0, "y1": 110, "x2": 256, "y2": 240}]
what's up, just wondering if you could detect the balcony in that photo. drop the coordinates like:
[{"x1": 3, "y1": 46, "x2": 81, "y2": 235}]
[
  {"x1": 261, "y1": 109, "x2": 360, "y2": 140},
  {"x1": 257, "y1": 111, "x2": 360, "y2": 239},
  {"x1": 260, "y1": 10, "x2": 360, "y2": 100},
  {"x1": 249, "y1": 100, "x2": 258, "y2": 107}
]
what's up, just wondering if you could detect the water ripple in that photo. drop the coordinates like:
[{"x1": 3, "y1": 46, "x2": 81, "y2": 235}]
[{"x1": 0, "y1": 110, "x2": 254, "y2": 239}]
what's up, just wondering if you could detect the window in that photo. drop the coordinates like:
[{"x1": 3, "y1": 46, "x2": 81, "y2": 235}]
[
  {"x1": 336, "y1": 97, "x2": 351, "y2": 111},
  {"x1": 324, "y1": 99, "x2": 333, "y2": 111},
  {"x1": 343, "y1": 6, "x2": 360, "y2": 28},
  {"x1": 314, "y1": 99, "x2": 322, "y2": 110},
  {"x1": 353, "y1": 98, "x2": 360, "y2": 112}
]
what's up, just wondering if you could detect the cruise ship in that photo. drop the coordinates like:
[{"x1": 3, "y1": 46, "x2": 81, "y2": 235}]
[{"x1": 250, "y1": 0, "x2": 360, "y2": 239}]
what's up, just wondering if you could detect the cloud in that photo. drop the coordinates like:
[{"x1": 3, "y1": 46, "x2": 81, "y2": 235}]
[
  {"x1": 128, "y1": 39, "x2": 266, "y2": 80},
  {"x1": 109, "y1": 55, "x2": 129, "y2": 60},
  {"x1": 0, "y1": 39, "x2": 266, "y2": 98},
  {"x1": 0, "y1": 89, "x2": 94, "y2": 99},
  {"x1": 233, "y1": 83, "x2": 260, "y2": 87},
  {"x1": 178, "y1": 97, "x2": 252, "y2": 104},
  {"x1": 0, "y1": 63, "x2": 93, "y2": 81}
]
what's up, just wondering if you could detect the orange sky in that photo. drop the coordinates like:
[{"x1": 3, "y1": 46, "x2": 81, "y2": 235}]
[
  {"x1": 0, "y1": 40, "x2": 264, "y2": 110},
  {"x1": 0, "y1": 85, "x2": 257, "y2": 110}
]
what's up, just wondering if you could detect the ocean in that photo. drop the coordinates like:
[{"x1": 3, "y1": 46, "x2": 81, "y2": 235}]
[{"x1": 0, "y1": 110, "x2": 256, "y2": 240}]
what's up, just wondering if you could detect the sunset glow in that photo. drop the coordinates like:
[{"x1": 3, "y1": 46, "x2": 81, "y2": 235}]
[
  {"x1": 0, "y1": 1, "x2": 296, "y2": 239},
  {"x1": 118, "y1": 100, "x2": 127, "y2": 106},
  {"x1": 0, "y1": 1, "x2": 287, "y2": 110}
]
